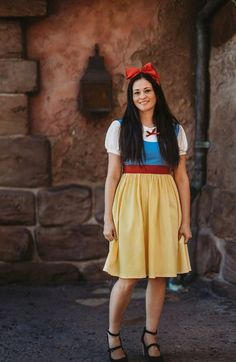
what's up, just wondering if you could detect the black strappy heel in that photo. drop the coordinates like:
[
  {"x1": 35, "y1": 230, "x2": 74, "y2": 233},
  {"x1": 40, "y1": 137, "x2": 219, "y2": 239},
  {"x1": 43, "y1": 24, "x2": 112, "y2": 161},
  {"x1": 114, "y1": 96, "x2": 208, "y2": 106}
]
[
  {"x1": 107, "y1": 330, "x2": 128, "y2": 361},
  {"x1": 141, "y1": 328, "x2": 164, "y2": 361}
]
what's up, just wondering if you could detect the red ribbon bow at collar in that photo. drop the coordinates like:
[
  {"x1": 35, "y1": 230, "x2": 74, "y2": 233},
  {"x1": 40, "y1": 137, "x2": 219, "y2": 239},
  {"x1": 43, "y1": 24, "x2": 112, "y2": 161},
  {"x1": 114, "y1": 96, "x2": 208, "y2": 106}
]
[
  {"x1": 125, "y1": 63, "x2": 161, "y2": 85},
  {"x1": 146, "y1": 128, "x2": 160, "y2": 137}
]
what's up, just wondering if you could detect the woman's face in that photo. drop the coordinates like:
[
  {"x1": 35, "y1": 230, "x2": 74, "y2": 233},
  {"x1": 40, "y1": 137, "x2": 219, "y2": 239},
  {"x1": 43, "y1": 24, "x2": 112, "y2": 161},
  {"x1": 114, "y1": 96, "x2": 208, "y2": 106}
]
[{"x1": 132, "y1": 78, "x2": 157, "y2": 113}]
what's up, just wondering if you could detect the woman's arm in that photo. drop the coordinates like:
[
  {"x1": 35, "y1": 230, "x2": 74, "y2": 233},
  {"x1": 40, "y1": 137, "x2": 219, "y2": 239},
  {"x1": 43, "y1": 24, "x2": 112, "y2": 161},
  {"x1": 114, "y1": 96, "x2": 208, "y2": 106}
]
[
  {"x1": 173, "y1": 155, "x2": 192, "y2": 243},
  {"x1": 103, "y1": 153, "x2": 122, "y2": 242}
]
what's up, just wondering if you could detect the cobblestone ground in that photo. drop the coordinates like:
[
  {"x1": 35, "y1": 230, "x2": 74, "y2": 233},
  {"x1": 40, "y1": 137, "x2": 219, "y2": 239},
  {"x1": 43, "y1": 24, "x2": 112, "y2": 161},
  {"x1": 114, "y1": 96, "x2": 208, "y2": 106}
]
[{"x1": 0, "y1": 278, "x2": 235, "y2": 362}]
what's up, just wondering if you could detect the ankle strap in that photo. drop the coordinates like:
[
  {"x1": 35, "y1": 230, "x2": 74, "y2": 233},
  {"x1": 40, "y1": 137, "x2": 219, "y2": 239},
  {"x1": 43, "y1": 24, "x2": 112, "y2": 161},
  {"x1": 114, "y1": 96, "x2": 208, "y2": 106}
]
[
  {"x1": 144, "y1": 328, "x2": 157, "y2": 335},
  {"x1": 108, "y1": 345, "x2": 122, "y2": 353},
  {"x1": 107, "y1": 329, "x2": 120, "y2": 337}
]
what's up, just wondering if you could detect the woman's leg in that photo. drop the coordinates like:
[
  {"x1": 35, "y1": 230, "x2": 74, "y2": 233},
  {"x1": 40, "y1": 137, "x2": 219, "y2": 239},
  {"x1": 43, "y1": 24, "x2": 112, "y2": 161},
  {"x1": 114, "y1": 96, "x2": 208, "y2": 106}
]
[
  {"x1": 144, "y1": 277, "x2": 167, "y2": 357},
  {"x1": 108, "y1": 278, "x2": 138, "y2": 359}
]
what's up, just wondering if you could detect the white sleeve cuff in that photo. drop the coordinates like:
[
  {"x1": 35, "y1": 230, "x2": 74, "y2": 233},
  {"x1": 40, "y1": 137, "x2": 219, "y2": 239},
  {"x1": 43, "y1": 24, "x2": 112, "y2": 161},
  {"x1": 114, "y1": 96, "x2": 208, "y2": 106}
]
[
  {"x1": 177, "y1": 124, "x2": 188, "y2": 155},
  {"x1": 105, "y1": 120, "x2": 121, "y2": 156}
]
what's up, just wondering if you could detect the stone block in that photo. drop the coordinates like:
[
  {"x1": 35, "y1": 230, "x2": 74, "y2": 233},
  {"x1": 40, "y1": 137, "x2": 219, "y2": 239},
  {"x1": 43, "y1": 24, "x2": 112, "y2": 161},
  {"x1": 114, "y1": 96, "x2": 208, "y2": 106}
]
[
  {"x1": 221, "y1": 240, "x2": 236, "y2": 285},
  {"x1": 0, "y1": 190, "x2": 35, "y2": 225},
  {"x1": 77, "y1": 258, "x2": 110, "y2": 281},
  {"x1": 35, "y1": 225, "x2": 107, "y2": 261},
  {"x1": 95, "y1": 186, "x2": 104, "y2": 223},
  {"x1": 0, "y1": 227, "x2": 32, "y2": 262},
  {"x1": 0, "y1": 21, "x2": 22, "y2": 58},
  {"x1": 0, "y1": 60, "x2": 37, "y2": 93},
  {"x1": 197, "y1": 228, "x2": 222, "y2": 275},
  {"x1": 51, "y1": 125, "x2": 108, "y2": 184},
  {"x1": 211, "y1": 191, "x2": 236, "y2": 239},
  {"x1": 0, "y1": 262, "x2": 80, "y2": 284},
  {"x1": 38, "y1": 185, "x2": 92, "y2": 226},
  {"x1": 0, "y1": 94, "x2": 28, "y2": 136},
  {"x1": 196, "y1": 228, "x2": 222, "y2": 276},
  {"x1": 0, "y1": 0, "x2": 47, "y2": 17},
  {"x1": 0, "y1": 136, "x2": 51, "y2": 187}
]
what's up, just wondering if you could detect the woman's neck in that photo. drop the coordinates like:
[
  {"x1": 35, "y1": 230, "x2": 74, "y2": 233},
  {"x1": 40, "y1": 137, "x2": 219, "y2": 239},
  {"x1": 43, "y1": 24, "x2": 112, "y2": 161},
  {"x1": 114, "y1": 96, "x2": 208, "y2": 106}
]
[{"x1": 139, "y1": 110, "x2": 155, "y2": 127}]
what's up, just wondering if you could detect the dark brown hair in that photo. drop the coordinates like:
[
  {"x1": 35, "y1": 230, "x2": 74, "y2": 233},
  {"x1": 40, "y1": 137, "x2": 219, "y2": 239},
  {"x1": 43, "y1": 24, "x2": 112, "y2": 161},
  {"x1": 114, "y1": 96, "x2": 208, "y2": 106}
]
[{"x1": 119, "y1": 72, "x2": 180, "y2": 168}]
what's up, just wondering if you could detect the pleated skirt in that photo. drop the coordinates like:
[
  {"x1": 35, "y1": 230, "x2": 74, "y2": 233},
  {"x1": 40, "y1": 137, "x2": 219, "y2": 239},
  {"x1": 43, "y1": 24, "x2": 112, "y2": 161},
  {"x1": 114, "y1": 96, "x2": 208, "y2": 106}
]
[{"x1": 103, "y1": 173, "x2": 191, "y2": 278}]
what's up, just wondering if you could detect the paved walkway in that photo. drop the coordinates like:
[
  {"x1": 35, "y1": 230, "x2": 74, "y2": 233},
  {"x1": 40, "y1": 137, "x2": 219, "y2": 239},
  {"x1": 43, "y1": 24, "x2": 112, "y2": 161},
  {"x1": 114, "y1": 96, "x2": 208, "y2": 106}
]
[{"x1": 0, "y1": 278, "x2": 235, "y2": 362}]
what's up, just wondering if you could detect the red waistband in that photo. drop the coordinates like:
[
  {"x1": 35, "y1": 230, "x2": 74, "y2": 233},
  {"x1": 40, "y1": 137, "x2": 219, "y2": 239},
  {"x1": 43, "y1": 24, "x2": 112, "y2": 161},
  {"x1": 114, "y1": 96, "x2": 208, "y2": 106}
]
[{"x1": 123, "y1": 165, "x2": 171, "y2": 174}]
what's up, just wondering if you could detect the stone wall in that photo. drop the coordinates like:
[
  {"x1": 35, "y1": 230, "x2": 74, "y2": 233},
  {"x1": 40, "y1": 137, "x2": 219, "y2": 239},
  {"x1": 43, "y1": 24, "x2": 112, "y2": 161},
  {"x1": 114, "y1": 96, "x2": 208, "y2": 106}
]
[
  {"x1": 0, "y1": 0, "x2": 202, "y2": 283},
  {"x1": 195, "y1": 2, "x2": 236, "y2": 285},
  {"x1": 0, "y1": 1, "x2": 105, "y2": 283},
  {"x1": 27, "y1": 0, "x2": 201, "y2": 182}
]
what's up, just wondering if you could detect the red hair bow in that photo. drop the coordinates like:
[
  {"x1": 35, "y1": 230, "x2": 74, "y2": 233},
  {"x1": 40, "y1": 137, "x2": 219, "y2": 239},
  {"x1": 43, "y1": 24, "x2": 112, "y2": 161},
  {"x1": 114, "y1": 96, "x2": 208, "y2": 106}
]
[{"x1": 125, "y1": 63, "x2": 161, "y2": 85}]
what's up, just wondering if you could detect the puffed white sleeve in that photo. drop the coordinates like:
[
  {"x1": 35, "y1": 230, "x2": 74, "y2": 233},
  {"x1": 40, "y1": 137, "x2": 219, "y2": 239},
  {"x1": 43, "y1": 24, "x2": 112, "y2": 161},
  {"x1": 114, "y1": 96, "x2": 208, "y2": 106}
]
[
  {"x1": 177, "y1": 124, "x2": 188, "y2": 155},
  {"x1": 105, "y1": 120, "x2": 121, "y2": 155}
]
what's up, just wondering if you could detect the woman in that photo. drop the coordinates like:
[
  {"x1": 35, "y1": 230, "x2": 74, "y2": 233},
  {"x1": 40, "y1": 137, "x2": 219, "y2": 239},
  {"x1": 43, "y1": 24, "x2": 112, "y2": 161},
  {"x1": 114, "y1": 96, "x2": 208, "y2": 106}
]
[{"x1": 103, "y1": 63, "x2": 192, "y2": 362}]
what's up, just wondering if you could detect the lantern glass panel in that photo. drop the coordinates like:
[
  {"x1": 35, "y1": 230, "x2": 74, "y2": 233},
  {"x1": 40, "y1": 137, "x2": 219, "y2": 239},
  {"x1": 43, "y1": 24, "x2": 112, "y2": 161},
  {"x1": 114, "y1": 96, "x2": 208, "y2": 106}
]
[{"x1": 82, "y1": 82, "x2": 112, "y2": 112}]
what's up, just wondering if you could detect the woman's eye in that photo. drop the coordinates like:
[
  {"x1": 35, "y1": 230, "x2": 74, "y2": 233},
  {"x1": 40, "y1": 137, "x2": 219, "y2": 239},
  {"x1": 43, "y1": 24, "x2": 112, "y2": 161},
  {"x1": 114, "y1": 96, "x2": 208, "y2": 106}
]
[
  {"x1": 144, "y1": 89, "x2": 152, "y2": 94},
  {"x1": 133, "y1": 92, "x2": 140, "y2": 96}
]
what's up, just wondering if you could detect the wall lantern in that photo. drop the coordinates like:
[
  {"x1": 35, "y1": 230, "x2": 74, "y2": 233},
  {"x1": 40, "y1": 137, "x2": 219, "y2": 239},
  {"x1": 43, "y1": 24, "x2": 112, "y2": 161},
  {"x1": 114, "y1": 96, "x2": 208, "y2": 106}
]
[{"x1": 79, "y1": 44, "x2": 112, "y2": 115}]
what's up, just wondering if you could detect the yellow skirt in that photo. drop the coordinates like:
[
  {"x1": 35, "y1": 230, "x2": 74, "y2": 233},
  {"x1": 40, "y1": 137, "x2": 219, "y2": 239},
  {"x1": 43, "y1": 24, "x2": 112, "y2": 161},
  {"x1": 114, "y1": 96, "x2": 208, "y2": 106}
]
[{"x1": 103, "y1": 173, "x2": 191, "y2": 278}]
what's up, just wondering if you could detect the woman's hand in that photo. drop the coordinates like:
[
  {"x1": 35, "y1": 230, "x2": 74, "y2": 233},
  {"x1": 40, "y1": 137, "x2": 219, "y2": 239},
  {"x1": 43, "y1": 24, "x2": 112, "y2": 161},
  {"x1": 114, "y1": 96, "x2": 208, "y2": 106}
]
[
  {"x1": 178, "y1": 223, "x2": 192, "y2": 244},
  {"x1": 103, "y1": 218, "x2": 117, "y2": 242}
]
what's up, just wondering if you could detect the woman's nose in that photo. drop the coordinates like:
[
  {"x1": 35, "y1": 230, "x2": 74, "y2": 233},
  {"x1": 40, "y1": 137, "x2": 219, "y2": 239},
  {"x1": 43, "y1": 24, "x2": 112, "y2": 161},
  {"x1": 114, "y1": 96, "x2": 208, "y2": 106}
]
[{"x1": 139, "y1": 91, "x2": 147, "y2": 99}]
